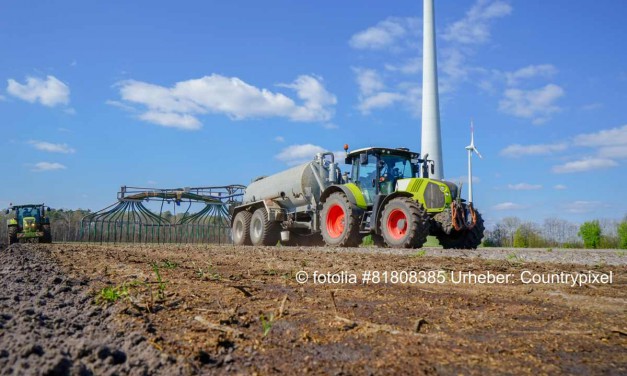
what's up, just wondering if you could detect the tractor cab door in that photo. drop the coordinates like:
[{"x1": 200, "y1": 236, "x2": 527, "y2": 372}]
[{"x1": 352, "y1": 153, "x2": 379, "y2": 205}]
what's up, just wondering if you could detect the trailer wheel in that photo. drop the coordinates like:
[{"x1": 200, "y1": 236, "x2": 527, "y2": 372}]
[
  {"x1": 380, "y1": 197, "x2": 429, "y2": 248},
  {"x1": 320, "y1": 192, "x2": 361, "y2": 247},
  {"x1": 232, "y1": 211, "x2": 253, "y2": 246},
  {"x1": 42, "y1": 224, "x2": 52, "y2": 243},
  {"x1": 8, "y1": 226, "x2": 18, "y2": 245},
  {"x1": 250, "y1": 208, "x2": 280, "y2": 246},
  {"x1": 436, "y1": 210, "x2": 485, "y2": 249}
]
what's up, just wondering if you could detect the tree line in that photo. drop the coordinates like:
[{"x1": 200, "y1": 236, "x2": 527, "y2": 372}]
[{"x1": 483, "y1": 216, "x2": 627, "y2": 249}]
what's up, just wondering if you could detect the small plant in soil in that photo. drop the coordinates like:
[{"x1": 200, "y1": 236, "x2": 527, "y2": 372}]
[
  {"x1": 411, "y1": 250, "x2": 426, "y2": 258},
  {"x1": 96, "y1": 285, "x2": 128, "y2": 304},
  {"x1": 161, "y1": 259, "x2": 178, "y2": 269},
  {"x1": 151, "y1": 263, "x2": 167, "y2": 300},
  {"x1": 260, "y1": 313, "x2": 275, "y2": 337}
]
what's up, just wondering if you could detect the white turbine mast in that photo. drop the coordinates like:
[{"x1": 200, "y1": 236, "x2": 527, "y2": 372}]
[
  {"x1": 421, "y1": 0, "x2": 444, "y2": 180},
  {"x1": 465, "y1": 120, "x2": 482, "y2": 204}
]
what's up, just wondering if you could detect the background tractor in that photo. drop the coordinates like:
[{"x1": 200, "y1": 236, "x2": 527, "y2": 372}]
[
  {"x1": 231, "y1": 146, "x2": 484, "y2": 249},
  {"x1": 6, "y1": 204, "x2": 52, "y2": 244}
]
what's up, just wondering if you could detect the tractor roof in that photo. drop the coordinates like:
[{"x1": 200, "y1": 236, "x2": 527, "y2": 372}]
[
  {"x1": 10, "y1": 204, "x2": 45, "y2": 209},
  {"x1": 346, "y1": 147, "x2": 419, "y2": 159}
]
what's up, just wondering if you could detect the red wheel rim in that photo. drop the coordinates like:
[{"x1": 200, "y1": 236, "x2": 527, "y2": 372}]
[
  {"x1": 387, "y1": 209, "x2": 407, "y2": 240},
  {"x1": 326, "y1": 204, "x2": 345, "y2": 238}
]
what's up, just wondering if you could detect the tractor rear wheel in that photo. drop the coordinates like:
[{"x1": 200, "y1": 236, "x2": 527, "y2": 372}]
[
  {"x1": 8, "y1": 226, "x2": 18, "y2": 245},
  {"x1": 436, "y1": 210, "x2": 485, "y2": 249},
  {"x1": 250, "y1": 208, "x2": 280, "y2": 246},
  {"x1": 320, "y1": 192, "x2": 361, "y2": 247},
  {"x1": 232, "y1": 211, "x2": 253, "y2": 245},
  {"x1": 42, "y1": 224, "x2": 52, "y2": 243},
  {"x1": 380, "y1": 197, "x2": 429, "y2": 248}
]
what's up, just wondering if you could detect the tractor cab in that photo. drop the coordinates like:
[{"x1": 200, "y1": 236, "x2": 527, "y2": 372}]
[{"x1": 344, "y1": 147, "x2": 431, "y2": 205}]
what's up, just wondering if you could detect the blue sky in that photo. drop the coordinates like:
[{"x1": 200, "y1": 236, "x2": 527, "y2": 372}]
[{"x1": 2, "y1": 0, "x2": 626, "y2": 228}]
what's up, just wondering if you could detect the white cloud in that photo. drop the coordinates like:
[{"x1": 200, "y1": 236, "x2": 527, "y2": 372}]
[
  {"x1": 274, "y1": 136, "x2": 285, "y2": 143},
  {"x1": 116, "y1": 74, "x2": 336, "y2": 130},
  {"x1": 138, "y1": 111, "x2": 202, "y2": 130},
  {"x1": 581, "y1": 102, "x2": 603, "y2": 111},
  {"x1": 598, "y1": 146, "x2": 627, "y2": 159},
  {"x1": 562, "y1": 201, "x2": 602, "y2": 214},
  {"x1": 499, "y1": 84, "x2": 564, "y2": 124},
  {"x1": 322, "y1": 123, "x2": 338, "y2": 130},
  {"x1": 28, "y1": 140, "x2": 75, "y2": 154},
  {"x1": 105, "y1": 99, "x2": 137, "y2": 112},
  {"x1": 505, "y1": 64, "x2": 557, "y2": 86},
  {"x1": 354, "y1": 68, "x2": 385, "y2": 96},
  {"x1": 443, "y1": 0, "x2": 512, "y2": 44},
  {"x1": 493, "y1": 202, "x2": 525, "y2": 211},
  {"x1": 31, "y1": 162, "x2": 67, "y2": 172},
  {"x1": 507, "y1": 183, "x2": 542, "y2": 190},
  {"x1": 349, "y1": 17, "x2": 420, "y2": 50},
  {"x1": 573, "y1": 124, "x2": 627, "y2": 147},
  {"x1": 384, "y1": 58, "x2": 422, "y2": 74},
  {"x1": 500, "y1": 142, "x2": 567, "y2": 157},
  {"x1": 552, "y1": 158, "x2": 618, "y2": 173},
  {"x1": 358, "y1": 92, "x2": 405, "y2": 114},
  {"x1": 7, "y1": 75, "x2": 70, "y2": 107},
  {"x1": 276, "y1": 144, "x2": 327, "y2": 165},
  {"x1": 553, "y1": 184, "x2": 567, "y2": 190},
  {"x1": 64, "y1": 107, "x2": 76, "y2": 115}
]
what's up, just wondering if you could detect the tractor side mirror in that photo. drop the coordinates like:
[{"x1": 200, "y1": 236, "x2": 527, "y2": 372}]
[
  {"x1": 47, "y1": 207, "x2": 51, "y2": 212},
  {"x1": 431, "y1": 163, "x2": 435, "y2": 174},
  {"x1": 4, "y1": 209, "x2": 8, "y2": 215},
  {"x1": 359, "y1": 153, "x2": 368, "y2": 165}
]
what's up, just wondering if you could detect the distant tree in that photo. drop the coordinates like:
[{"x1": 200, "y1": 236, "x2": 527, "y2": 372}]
[
  {"x1": 618, "y1": 221, "x2": 627, "y2": 249},
  {"x1": 513, "y1": 223, "x2": 545, "y2": 248},
  {"x1": 579, "y1": 220, "x2": 602, "y2": 249},
  {"x1": 513, "y1": 227, "x2": 528, "y2": 248}
]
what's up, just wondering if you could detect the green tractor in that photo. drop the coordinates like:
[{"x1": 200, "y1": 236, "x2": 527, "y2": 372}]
[
  {"x1": 319, "y1": 146, "x2": 484, "y2": 249},
  {"x1": 232, "y1": 146, "x2": 484, "y2": 249},
  {"x1": 6, "y1": 204, "x2": 53, "y2": 244}
]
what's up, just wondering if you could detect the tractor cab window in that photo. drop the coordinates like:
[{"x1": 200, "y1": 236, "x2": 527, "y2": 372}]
[{"x1": 378, "y1": 154, "x2": 416, "y2": 193}]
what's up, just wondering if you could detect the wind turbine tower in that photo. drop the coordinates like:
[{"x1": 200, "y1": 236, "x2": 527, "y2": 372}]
[
  {"x1": 465, "y1": 121, "x2": 483, "y2": 203},
  {"x1": 421, "y1": 0, "x2": 444, "y2": 179}
]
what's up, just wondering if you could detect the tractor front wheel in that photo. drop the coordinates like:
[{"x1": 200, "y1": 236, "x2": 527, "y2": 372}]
[
  {"x1": 250, "y1": 208, "x2": 281, "y2": 246},
  {"x1": 380, "y1": 197, "x2": 429, "y2": 248},
  {"x1": 8, "y1": 226, "x2": 18, "y2": 245},
  {"x1": 320, "y1": 192, "x2": 361, "y2": 247},
  {"x1": 232, "y1": 211, "x2": 253, "y2": 246}
]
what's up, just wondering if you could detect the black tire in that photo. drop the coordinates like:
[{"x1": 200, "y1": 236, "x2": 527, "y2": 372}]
[
  {"x1": 436, "y1": 210, "x2": 485, "y2": 249},
  {"x1": 42, "y1": 224, "x2": 52, "y2": 243},
  {"x1": 232, "y1": 211, "x2": 253, "y2": 245},
  {"x1": 8, "y1": 226, "x2": 18, "y2": 245},
  {"x1": 320, "y1": 192, "x2": 361, "y2": 247},
  {"x1": 380, "y1": 197, "x2": 429, "y2": 248},
  {"x1": 250, "y1": 208, "x2": 280, "y2": 246}
]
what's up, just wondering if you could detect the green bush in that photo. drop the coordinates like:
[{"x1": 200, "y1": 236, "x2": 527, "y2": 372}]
[
  {"x1": 579, "y1": 220, "x2": 601, "y2": 249},
  {"x1": 618, "y1": 221, "x2": 627, "y2": 249}
]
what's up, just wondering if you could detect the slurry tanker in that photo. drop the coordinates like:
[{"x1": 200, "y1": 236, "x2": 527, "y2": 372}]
[{"x1": 231, "y1": 146, "x2": 484, "y2": 249}]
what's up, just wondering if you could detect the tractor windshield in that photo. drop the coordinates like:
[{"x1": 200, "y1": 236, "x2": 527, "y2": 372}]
[{"x1": 17, "y1": 207, "x2": 41, "y2": 224}]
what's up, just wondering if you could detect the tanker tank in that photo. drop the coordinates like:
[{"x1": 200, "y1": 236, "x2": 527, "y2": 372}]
[{"x1": 242, "y1": 152, "x2": 338, "y2": 210}]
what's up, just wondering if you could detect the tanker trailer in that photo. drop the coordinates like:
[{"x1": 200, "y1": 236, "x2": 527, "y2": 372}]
[{"x1": 231, "y1": 152, "x2": 342, "y2": 246}]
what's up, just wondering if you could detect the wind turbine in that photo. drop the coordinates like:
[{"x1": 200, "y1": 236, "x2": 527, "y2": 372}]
[{"x1": 465, "y1": 120, "x2": 482, "y2": 204}]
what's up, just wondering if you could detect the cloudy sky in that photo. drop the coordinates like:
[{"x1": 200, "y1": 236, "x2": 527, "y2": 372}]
[{"x1": 2, "y1": 0, "x2": 626, "y2": 227}]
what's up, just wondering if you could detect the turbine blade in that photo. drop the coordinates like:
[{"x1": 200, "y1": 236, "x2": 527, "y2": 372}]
[{"x1": 473, "y1": 147, "x2": 483, "y2": 159}]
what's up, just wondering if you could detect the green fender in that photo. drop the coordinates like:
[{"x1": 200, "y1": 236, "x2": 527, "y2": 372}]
[
  {"x1": 8, "y1": 218, "x2": 17, "y2": 226},
  {"x1": 320, "y1": 184, "x2": 367, "y2": 209}
]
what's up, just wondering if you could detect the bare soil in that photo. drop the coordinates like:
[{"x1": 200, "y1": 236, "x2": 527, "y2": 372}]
[{"x1": 2, "y1": 243, "x2": 626, "y2": 375}]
